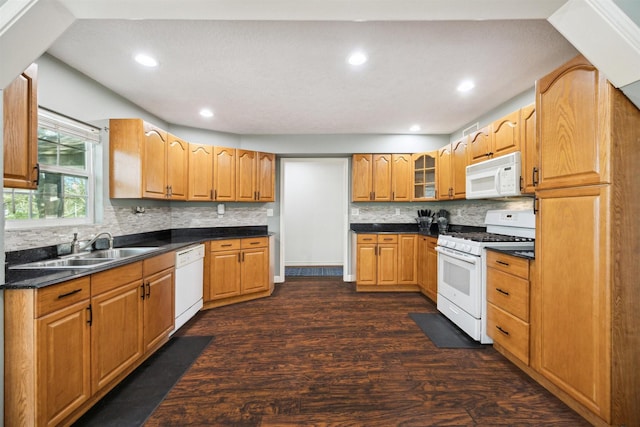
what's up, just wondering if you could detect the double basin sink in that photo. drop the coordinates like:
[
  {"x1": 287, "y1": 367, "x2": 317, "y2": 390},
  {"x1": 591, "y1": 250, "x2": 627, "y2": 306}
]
[{"x1": 10, "y1": 247, "x2": 160, "y2": 270}]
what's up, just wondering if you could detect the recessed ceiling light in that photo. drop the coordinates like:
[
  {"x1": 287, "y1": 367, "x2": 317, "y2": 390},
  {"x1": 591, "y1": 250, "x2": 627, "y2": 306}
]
[
  {"x1": 134, "y1": 53, "x2": 158, "y2": 68},
  {"x1": 409, "y1": 125, "x2": 421, "y2": 132},
  {"x1": 199, "y1": 109, "x2": 214, "y2": 118},
  {"x1": 347, "y1": 51, "x2": 368, "y2": 66},
  {"x1": 457, "y1": 80, "x2": 475, "y2": 93}
]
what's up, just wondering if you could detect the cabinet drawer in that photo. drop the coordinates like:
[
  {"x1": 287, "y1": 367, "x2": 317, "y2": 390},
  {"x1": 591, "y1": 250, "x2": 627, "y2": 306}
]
[
  {"x1": 36, "y1": 277, "x2": 91, "y2": 317},
  {"x1": 486, "y1": 250, "x2": 529, "y2": 279},
  {"x1": 210, "y1": 239, "x2": 241, "y2": 251},
  {"x1": 487, "y1": 268, "x2": 530, "y2": 322},
  {"x1": 377, "y1": 234, "x2": 398, "y2": 243},
  {"x1": 143, "y1": 251, "x2": 175, "y2": 276},
  {"x1": 357, "y1": 234, "x2": 377, "y2": 244},
  {"x1": 241, "y1": 236, "x2": 268, "y2": 249},
  {"x1": 92, "y1": 262, "x2": 143, "y2": 295},
  {"x1": 487, "y1": 303, "x2": 530, "y2": 365}
]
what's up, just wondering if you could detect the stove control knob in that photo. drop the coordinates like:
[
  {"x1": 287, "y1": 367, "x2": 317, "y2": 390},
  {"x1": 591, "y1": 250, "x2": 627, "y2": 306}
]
[
  {"x1": 464, "y1": 244, "x2": 472, "y2": 252},
  {"x1": 450, "y1": 242, "x2": 457, "y2": 249}
]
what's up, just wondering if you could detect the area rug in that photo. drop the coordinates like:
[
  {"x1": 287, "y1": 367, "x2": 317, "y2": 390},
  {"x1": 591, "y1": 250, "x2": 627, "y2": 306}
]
[
  {"x1": 409, "y1": 313, "x2": 485, "y2": 349},
  {"x1": 73, "y1": 335, "x2": 213, "y2": 426},
  {"x1": 285, "y1": 266, "x2": 343, "y2": 276}
]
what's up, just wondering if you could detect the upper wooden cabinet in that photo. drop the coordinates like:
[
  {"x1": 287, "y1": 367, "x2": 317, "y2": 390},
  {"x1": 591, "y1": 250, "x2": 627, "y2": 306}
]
[
  {"x1": 351, "y1": 154, "x2": 411, "y2": 202},
  {"x1": 436, "y1": 139, "x2": 466, "y2": 200},
  {"x1": 236, "y1": 149, "x2": 275, "y2": 202},
  {"x1": 490, "y1": 110, "x2": 521, "y2": 159},
  {"x1": 520, "y1": 104, "x2": 537, "y2": 194},
  {"x1": 536, "y1": 55, "x2": 610, "y2": 190},
  {"x1": 188, "y1": 143, "x2": 214, "y2": 201},
  {"x1": 412, "y1": 151, "x2": 437, "y2": 201},
  {"x1": 213, "y1": 146, "x2": 236, "y2": 201},
  {"x1": 110, "y1": 119, "x2": 186, "y2": 200},
  {"x1": 467, "y1": 126, "x2": 491, "y2": 164},
  {"x1": 3, "y1": 63, "x2": 39, "y2": 189}
]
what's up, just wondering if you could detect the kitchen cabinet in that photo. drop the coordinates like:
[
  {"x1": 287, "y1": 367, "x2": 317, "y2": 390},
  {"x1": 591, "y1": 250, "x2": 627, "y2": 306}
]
[
  {"x1": 520, "y1": 104, "x2": 537, "y2": 194},
  {"x1": 204, "y1": 237, "x2": 271, "y2": 308},
  {"x1": 391, "y1": 154, "x2": 412, "y2": 202},
  {"x1": 236, "y1": 150, "x2": 276, "y2": 202},
  {"x1": 3, "y1": 63, "x2": 39, "y2": 189},
  {"x1": 466, "y1": 126, "x2": 491, "y2": 165},
  {"x1": 486, "y1": 250, "x2": 530, "y2": 365},
  {"x1": 355, "y1": 233, "x2": 399, "y2": 287},
  {"x1": 110, "y1": 119, "x2": 186, "y2": 199},
  {"x1": 436, "y1": 139, "x2": 467, "y2": 200},
  {"x1": 417, "y1": 235, "x2": 438, "y2": 302},
  {"x1": 142, "y1": 252, "x2": 176, "y2": 352},
  {"x1": 188, "y1": 143, "x2": 214, "y2": 201},
  {"x1": 5, "y1": 277, "x2": 91, "y2": 427},
  {"x1": 411, "y1": 151, "x2": 437, "y2": 201},
  {"x1": 352, "y1": 154, "x2": 410, "y2": 202},
  {"x1": 397, "y1": 234, "x2": 417, "y2": 285},
  {"x1": 489, "y1": 110, "x2": 521, "y2": 159},
  {"x1": 528, "y1": 55, "x2": 640, "y2": 427},
  {"x1": 213, "y1": 146, "x2": 236, "y2": 201}
]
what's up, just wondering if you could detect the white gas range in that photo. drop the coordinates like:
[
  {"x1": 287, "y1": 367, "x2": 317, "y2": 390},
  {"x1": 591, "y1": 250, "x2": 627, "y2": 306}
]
[{"x1": 436, "y1": 209, "x2": 535, "y2": 344}]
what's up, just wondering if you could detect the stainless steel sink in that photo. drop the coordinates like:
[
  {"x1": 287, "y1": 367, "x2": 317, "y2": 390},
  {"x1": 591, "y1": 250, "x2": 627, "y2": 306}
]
[{"x1": 9, "y1": 247, "x2": 160, "y2": 270}]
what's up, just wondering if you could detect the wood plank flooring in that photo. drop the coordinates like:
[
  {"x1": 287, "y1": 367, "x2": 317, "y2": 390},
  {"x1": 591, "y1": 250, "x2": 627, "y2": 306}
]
[{"x1": 145, "y1": 278, "x2": 590, "y2": 426}]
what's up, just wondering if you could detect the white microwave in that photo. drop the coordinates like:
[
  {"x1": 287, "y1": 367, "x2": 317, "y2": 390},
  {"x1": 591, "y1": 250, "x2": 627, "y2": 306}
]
[{"x1": 465, "y1": 152, "x2": 521, "y2": 199}]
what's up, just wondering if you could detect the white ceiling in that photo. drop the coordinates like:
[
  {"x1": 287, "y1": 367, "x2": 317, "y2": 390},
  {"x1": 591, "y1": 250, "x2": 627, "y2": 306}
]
[{"x1": 42, "y1": 1, "x2": 579, "y2": 135}]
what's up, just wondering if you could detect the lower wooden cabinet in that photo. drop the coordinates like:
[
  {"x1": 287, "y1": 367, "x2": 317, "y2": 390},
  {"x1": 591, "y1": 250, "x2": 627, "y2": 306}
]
[
  {"x1": 204, "y1": 236, "x2": 272, "y2": 308},
  {"x1": 4, "y1": 253, "x2": 175, "y2": 427},
  {"x1": 356, "y1": 233, "x2": 420, "y2": 291},
  {"x1": 417, "y1": 235, "x2": 438, "y2": 302}
]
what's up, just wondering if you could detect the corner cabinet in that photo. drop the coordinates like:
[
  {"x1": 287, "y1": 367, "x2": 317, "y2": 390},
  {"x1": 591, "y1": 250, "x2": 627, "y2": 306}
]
[
  {"x1": 417, "y1": 235, "x2": 438, "y2": 302},
  {"x1": 3, "y1": 63, "x2": 39, "y2": 189}
]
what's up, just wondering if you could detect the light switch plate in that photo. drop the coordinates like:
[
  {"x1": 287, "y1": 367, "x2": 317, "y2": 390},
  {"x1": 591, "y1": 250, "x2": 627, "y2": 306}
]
[
  {"x1": 352, "y1": 208, "x2": 359, "y2": 215},
  {"x1": 266, "y1": 209, "x2": 274, "y2": 217}
]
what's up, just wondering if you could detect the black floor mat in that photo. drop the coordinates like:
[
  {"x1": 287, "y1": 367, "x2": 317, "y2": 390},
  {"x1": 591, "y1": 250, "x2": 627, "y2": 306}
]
[
  {"x1": 409, "y1": 313, "x2": 485, "y2": 349},
  {"x1": 73, "y1": 335, "x2": 213, "y2": 426}
]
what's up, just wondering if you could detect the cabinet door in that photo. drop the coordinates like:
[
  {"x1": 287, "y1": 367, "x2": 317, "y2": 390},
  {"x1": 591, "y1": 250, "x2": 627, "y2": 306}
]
[
  {"x1": 533, "y1": 185, "x2": 610, "y2": 419},
  {"x1": 91, "y1": 280, "x2": 144, "y2": 393},
  {"x1": 391, "y1": 154, "x2": 412, "y2": 202},
  {"x1": 411, "y1": 152, "x2": 437, "y2": 201},
  {"x1": 142, "y1": 122, "x2": 168, "y2": 199},
  {"x1": 377, "y1": 243, "x2": 398, "y2": 285},
  {"x1": 188, "y1": 143, "x2": 213, "y2": 201},
  {"x1": 491, "y1": 110, "x2": 520, "y2": 158},
  {"x1": 257, "y1": 152, "x2": 275, "y2": 201},
  {"x1": 520, "y1": 104, "x2": 537, "y2": 194},
  {"x1": 213, "y1": 146, "x2": 236, "y2": 201},
  {"x1": 437, "y1": 144, "x2": 452, "y2": 200},
  {"x1": 352, "y1": 154, "x2": 373, "y2": 201},
  {"x1": 397, "y1": 234, "x2": 417, "y2": 285},
  {"x1": 451, "y1": 138, "x2": 467, "y2": 199},
  {"x1": 417, "y1": 236, "x2": 428, "y2": 290},
  {"x1": 468, "y1": 127, "x2": 491, "y2": 164},
  {"x1": 209, "y1": 250, "x2": 242, "y2": 300},
  {"x1": 241, "y1": 247, "x2": 269, "y2": 293},
  {"x1": 3, "y1": 63, "x2": 38, "y2": 189},
  {"x1": 536, "y1": 55, "x2": 609, "y2": 189},
  {"x1": 236, "y1": 149, "x2": 257, "y2": 202},
  {"x1": 356, "y1": 241, "x2": 377, "y2": 285},
  {"x1": 425, "y1": 237, "x2": 438, "y2": 302},
  {"x1": 372, "y1": 154, "x2": 392, "y2": 201},
  {"x1": 143, "y1": 268, "x2": 175, "y2": 352},
  {"x1": 167, "y1": 133, "x2": 189, "y2": 200},
  {"x1": 36, "y1": 300, "x2": 90, "y2": 427}
]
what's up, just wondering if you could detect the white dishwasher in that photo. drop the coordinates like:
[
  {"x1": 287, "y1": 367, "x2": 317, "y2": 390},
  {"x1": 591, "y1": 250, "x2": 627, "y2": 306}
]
[{"x1": 173, "y1": 244, "x2": 205, "y2": 334}]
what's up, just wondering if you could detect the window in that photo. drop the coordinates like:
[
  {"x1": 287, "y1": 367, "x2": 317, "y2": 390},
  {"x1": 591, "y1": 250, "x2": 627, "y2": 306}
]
[{"x1": 3, "y1": 109, "x2": 100, "y2": 228}]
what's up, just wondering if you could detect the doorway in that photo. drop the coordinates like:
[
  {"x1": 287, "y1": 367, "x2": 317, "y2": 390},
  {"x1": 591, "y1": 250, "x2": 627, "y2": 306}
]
[{"x1": 280, "y1": 158, "x2": 349, "y2": 279}]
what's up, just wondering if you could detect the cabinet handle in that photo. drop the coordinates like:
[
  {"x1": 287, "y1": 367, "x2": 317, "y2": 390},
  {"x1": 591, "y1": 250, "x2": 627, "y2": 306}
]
[
  {"x1": 487, "y1": 152, "x2": 494, "y2": 157},
  {"x1": 145, "y1": 282, "x2": 150, "y2": 298},
  {"x1": 86, "y1": 304, "x2": 92, "y2": 326},
  {"x1": 242, "y1": 252, "x2": 245, "y2": 262},
  {"x1": 370, "y1": 191, "x2": 374, "y2": 200},
  {"x1": 496, "y1": 288, "x2": 510, "y2": 296},
  {"x1": 532, "y1": 167, "x2": 539, "y2": 186},
  {"x1": 533, "y1": 196, "x2": 539, "y2": 214},
  {"x1": 221, "y1": 243, "x2": 233, "y2": 247},
  {"x1": 33, "y1": 162, "x2": 40, "y2": 186},
  {"x1": 250, "y1": 241, "x2": 260, "y2": 245},
  {"x1": 363, "y1": 238, "x2": 373, "y2": 241},
  {"x1": 169, "y1": 185, "x2": 173, "y2": 197},
  {"x1": 238, "y1": 253, "x2": 241, "y2": 262},
  {"x1": 141, "y1": 283, "x2": 145, "y2": 299},
  {"x1": 495, "y1": 260, "x2": 510, "y2": 266},
  {"x1": 496, "y1": 325, "x2": 510, "y2": 336},
  {"x1": 214, "y1": 189, "x2": 218, "y2": 200},
  {"x1": 57, "y1": 288, "x2": 82, "y2": 299},
  {"x1": 392, "y1": 191, "x2": 395, "y2": 200},
  {"x1": 257, "y1": 191, "x2": 260, "y2": 200}
]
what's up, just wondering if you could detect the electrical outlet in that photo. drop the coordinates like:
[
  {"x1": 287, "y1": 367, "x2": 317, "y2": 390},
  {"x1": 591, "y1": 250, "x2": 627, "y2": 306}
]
[
  {"x1": 352, "y1": 208, "x2": 359, "y2": 216},
  {"x1": 266, "y1": 209, "x2": 274, "y2": 217},
  {"x1": 395, "y1": 208, "x2": 400, "y2": 215}
]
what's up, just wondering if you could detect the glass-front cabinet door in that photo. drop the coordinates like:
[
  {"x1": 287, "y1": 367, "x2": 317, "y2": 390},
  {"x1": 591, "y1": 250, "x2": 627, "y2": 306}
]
[{"x1": 412, "y1": 151, "x2": 437, "y2": 201}]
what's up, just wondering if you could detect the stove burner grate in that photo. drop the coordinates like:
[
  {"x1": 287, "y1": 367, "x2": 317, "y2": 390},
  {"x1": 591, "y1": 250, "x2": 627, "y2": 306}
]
[{"x1": 444, "y1": 232, "x2": 534, "y2": 243}]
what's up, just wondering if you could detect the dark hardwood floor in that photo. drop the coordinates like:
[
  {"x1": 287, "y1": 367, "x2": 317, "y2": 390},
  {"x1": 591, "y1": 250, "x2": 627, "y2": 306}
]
[{"x1": 146, "y1": 278, "x2": 589, "y2": 426}]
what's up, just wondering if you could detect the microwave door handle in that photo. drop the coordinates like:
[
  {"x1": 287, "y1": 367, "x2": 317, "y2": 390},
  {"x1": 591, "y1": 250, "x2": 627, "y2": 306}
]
[{"x1": 494, "y1": 168, "x2": 502, "y2": 195}]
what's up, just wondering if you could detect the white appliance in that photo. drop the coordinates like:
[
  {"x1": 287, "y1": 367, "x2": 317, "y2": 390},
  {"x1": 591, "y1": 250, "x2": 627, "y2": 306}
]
[
  {"x1": 173, "y1": 244, "x2": 205, "y2": 334},
  {"x1": 466, "y1": 152, "x2": 522, "y2": 199},
  {"x1": 436, "y1": 210, "x2": 535, "y2": 343}
]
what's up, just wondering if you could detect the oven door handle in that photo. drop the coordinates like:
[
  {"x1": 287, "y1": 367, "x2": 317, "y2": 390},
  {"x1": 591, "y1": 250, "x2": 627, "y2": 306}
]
[{"x1": 435, "y1": 246, "x2": 478, "y2": 264}]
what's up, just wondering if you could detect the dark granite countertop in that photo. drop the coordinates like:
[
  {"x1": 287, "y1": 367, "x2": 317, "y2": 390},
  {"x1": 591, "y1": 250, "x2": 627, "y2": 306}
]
[
  {"x1": 349, "y1": 223, "x2": 484, "y2": 238},
  {"x1": 3, "y1": 226, "x2": 270, "y2": 289},
  {"x1": 486, "y1": 246, "x2": 535, "y2": 260}
]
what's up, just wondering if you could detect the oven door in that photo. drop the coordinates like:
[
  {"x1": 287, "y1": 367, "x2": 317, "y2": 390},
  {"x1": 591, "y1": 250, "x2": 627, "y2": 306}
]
[{"x1": 435, "y1": 246, "x2": 482, "y2": 317}]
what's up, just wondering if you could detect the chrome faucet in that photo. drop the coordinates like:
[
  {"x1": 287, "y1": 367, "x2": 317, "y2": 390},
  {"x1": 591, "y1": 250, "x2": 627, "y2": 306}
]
[{"x1": 71, "y1": 231, "x2": 114, "y2": 254}]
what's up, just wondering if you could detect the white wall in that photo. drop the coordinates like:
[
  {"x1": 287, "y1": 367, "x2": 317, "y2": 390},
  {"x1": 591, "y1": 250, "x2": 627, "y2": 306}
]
[{"x1": 282, "y1": 158, "x2": 348, "y2": 267}]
